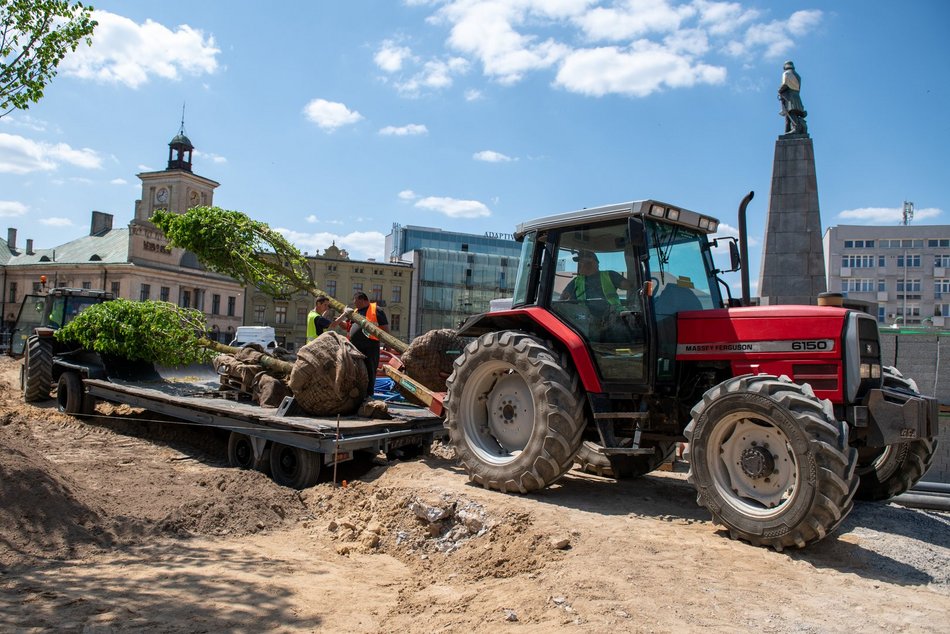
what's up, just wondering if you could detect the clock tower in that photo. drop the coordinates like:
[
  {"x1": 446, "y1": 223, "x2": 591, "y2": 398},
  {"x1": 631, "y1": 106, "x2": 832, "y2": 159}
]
[{"x1": 133, "y1": 122, "x2": 220, "y2": 225}]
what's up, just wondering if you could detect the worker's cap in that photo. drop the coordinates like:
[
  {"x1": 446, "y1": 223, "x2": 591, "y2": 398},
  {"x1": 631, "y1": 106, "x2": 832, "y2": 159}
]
[{"x1": 573, "y1": 249, "x2": 598, "y2": 262}]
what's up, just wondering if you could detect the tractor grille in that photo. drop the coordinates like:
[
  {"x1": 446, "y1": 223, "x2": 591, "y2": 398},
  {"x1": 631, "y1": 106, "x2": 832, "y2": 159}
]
[{"x1": 792, "y1": 363, "x2": 838, "y2": 391}]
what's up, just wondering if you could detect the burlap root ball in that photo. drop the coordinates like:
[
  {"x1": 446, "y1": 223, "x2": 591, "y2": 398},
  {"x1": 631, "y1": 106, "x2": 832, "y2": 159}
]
[
  {"x1": 400, "y1": 328, "x2": 469, "y2": 392},
  {"x1": 289, "y1": 332, "x2": 368, "y2": 415}
]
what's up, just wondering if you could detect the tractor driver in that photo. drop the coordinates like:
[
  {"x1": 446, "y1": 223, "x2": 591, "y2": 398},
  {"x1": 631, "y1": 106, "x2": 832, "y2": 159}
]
[{"x1": 560, "y1": 250, "x2": 631, "y2": 313}]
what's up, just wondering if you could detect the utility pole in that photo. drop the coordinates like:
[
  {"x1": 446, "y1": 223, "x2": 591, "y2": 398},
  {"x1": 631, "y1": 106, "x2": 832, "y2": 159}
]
[{"x1": 900, "y1": 201, "x2": 914, "y2": 323}]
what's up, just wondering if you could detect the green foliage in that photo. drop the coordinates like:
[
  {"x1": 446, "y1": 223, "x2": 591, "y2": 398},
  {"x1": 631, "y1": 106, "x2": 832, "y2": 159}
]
[
  {"x1": 1, "y1": 0, "x2": 97, "y2": 116},
  {"x1": 152, "y1": 206, "x2": 313, "y2": 297},
  {"x1": 55, "y1": 299, "x2": 216, "y2": 365}
]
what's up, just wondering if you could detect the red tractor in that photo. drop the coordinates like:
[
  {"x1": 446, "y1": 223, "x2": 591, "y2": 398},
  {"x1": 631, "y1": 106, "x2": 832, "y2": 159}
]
[{"x1": 444, "y1": 196, "x2": 938, "y2": 550}]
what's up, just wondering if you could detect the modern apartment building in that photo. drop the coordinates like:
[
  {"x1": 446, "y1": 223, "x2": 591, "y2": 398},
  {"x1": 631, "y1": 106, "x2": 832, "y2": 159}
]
[{"x1": 823, "y1": 224, "x2": 950, "y2": 326}]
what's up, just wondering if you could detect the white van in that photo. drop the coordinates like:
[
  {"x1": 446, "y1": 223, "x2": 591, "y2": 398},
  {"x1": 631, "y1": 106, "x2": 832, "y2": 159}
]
[{"x1": 228, "y1": 326, "x2": 278, "y2": 350}]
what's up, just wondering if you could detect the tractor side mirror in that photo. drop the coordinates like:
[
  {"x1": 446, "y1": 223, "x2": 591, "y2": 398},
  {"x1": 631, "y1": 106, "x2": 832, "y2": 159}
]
[{"x1": 729, "y1": 240, "x2": 741, "y2": 271}]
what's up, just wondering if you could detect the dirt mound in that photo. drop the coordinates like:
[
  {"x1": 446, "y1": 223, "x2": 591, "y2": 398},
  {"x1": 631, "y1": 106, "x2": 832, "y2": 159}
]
[{"x1": 158, "y1": 469, "x2": 311, "y2": 537}]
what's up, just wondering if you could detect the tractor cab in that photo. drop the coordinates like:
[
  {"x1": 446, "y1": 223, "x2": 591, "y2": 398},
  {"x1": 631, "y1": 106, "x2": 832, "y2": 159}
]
[
  {"x1": 10, "y1": 286, "x2": 114, "y2": 356},
  {"x1": 504, "y1": 200, "x2": 725, "y2": 394}
]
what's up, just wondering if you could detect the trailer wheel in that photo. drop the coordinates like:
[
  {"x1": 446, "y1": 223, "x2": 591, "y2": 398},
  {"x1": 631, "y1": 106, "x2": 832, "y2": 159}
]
[
  {"x1": 268, "y1": 442, "x2": 321, "y2": 489},
  {"x1": 56, "y1": 372, "x2": 85, "y2": 415},
  {"x1": 855, "y1": 366, "x2": 938, "y2": 501},
  {"x1": 575, "y1": 440, "x2": 675, "y2": 478},
  {"x1": 23, "y1": 335, "x2": 53, "y2": 402},
  {"x1": 444, "y1": 331, "x2": 586, "y2": 493},
  {"x1": 685, "y1": 375, "x2": 858, "y2": 551},
  {"x1": 228, "y1": 431, "x2": 270, "y2": 474}
]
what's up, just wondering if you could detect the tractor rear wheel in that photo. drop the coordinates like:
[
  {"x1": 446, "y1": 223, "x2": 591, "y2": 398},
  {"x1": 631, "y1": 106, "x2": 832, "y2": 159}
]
[
  {"x1": 23, "y1": 335, "x2": 53, "y2": 402},
  {"x1": 575, "y1": 440, "x2": 675, "y2": 478},
  {"x1": 685, "y1": 375, "x2": 858, "y2": 550},
  {"x1": 855, "y1": 366, "x2": 938, "y2": 501},
  {"x1": 444, "y1": 331, "x2": 586, "y2": 493}
]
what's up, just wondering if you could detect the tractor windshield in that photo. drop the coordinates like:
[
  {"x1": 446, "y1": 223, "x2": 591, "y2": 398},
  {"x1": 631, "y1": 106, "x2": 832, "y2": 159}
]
[{"x1": 645, "y1": 219, "x2": 720, "y2": 312}]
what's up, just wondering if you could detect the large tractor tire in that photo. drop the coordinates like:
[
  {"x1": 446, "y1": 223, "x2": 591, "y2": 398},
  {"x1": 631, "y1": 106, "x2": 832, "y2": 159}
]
[
  {"x1": 685, "y1": 374, "x2": 858, "y2": 551},
  {"x1": 575, "y1": 439, "x2": 675, "y2": 478},
  {"x1": 444, "y1": 331, "x2": 586, "y2": 493},
  {"x1": 855, "y1": 366, "x2": 938, "y2": 501},
  {"x1": 22, "y1": 335, "x2": 53, "y2": 403}
]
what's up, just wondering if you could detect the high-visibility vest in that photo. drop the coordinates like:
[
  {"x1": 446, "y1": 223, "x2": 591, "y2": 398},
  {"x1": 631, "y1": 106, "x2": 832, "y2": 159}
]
[
  {"x1": 361, "y1": 302, "x2": 380, "y2": 341},
  {"x1": 575, "y1": 272, "x2": 620, "y2": 306}
]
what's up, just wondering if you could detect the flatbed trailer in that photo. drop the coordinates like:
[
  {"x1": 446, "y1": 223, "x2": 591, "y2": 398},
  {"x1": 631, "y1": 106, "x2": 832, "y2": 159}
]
[{"x1": 56, "y1": 362, "x2": 446, "y2": 489}]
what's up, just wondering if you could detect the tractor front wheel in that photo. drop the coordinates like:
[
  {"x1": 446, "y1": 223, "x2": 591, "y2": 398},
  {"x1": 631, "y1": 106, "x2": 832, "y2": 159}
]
[
  {"x1": 685, "y1": 374, "x2": 858, "y2": 550},
  {"x1": 22, "y1": 335, "x2": 53, "y2": 402},
  {"x1": 444, "y1": 331, "x2": 585, "y2": 493},
  {"x1": 855, "y1": 366, "x2": 938, "y2": 501}
]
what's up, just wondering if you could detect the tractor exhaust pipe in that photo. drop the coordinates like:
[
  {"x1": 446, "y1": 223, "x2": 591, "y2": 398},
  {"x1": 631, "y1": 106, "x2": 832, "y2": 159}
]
[{"x1": 738, "y1": 190, "x2": 754, "y2": 306}]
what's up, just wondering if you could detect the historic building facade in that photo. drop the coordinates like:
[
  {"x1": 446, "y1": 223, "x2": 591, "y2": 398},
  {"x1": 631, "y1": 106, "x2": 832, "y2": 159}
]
[
  {"x1": 243, "y1": 243, "x2": 413, "y2": 351},
  {"x1": 1, "y1": 129, "x2": 245, "y2": 342}
]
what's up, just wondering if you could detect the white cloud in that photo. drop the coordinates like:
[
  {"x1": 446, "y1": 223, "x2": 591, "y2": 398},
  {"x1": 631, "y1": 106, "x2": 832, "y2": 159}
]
[
  {"x1": 473, "y1": 150, "x2": 514, "y2": 162},
  {"x1": 398, "y1": 190, "x2": 418, "y2": 201},
  {"x1": 415, "y1": 196, "x2": 491, "y2": 218},
  {"x1": 555, "y1": 43, "x2": 726, "y2": 97},
  {"x1": 40, "y1": 217, "x2": 74, "y2": 227},
  {"x1": 0, "y1": 200, "x2": 28, "y2": 217},
  {"x1": 60, "y1": 10, "x2": 219, "y2": 88},
  {"x1": 194, "y1": 150, "x2": 227, "y2": 164},
  {"x1": 379, "y1": 123, "x2": 429, "y2": 136},
  {"x1": 110, "y1": 178, "x2": 127, "y2": 185},
  {"x1": 277, "y1": 229, "x2": 387, "y2": 261},
  {"x1": 0, "y1": 133, "x2": 102, "y2": 174},
  {"x1": 838, "y1": 206, "x2": 943, "y2": 224},
  {"x1": 305, "y1": 214, "x2": 318, "y2": 223},
  {"x1": 395, "y1": 56, "x2": 469, "y2": 95},
  {"x1": 375, "y1": 40, "x2": 413, "y2": 72},
  {"x1": 574, "y1": 0, "x2": 695, "y2": 41},
  {"x1": 464, "y1": 88, "x2": 483, "y2": 101},
  {"x1": 401, "y1": 1, "x2": 820, "y2": 98},
  {"x1": 303, "y1": 99, "x2": 364, "y2": 130}
]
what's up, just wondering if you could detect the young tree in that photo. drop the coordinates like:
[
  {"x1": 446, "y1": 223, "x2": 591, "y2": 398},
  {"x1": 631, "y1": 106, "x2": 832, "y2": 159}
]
[{"x1": 0, "y1": 0, "x2": 97, "y2": 117}]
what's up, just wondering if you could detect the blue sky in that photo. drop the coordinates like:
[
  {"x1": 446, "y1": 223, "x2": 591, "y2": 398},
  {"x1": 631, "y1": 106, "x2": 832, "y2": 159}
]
[{"x1": 1, "y1": 0, "x2": 947, "y2": 295}]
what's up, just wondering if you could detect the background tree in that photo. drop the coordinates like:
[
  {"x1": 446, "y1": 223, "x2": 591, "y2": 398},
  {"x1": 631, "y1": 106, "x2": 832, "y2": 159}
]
[{"x1": 0, "y1": 0, "x2": 97, "y2": 117}]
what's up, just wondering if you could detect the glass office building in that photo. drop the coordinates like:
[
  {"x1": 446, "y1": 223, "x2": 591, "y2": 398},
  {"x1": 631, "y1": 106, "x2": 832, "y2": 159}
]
[{"x1": 385, "y1": 224, "x2": 521, "y2": 339}]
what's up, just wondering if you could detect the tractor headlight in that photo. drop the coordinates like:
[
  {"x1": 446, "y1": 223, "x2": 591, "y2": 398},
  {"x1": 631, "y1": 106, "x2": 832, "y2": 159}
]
[{"x1": 860, "y1": 363, "x2": 882, "y2": 379}]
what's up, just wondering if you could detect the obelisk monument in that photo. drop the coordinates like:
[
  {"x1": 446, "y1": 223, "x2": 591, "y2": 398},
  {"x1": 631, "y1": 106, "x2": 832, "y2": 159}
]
[{"x1": 758, "y1": 61, "x2": 826, "y2": 306}]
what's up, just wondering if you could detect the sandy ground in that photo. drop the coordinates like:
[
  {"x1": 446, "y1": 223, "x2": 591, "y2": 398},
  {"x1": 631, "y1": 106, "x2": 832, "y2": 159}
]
[{"x1": 1, "y1": 354, "x2": 948, "y2": 633}]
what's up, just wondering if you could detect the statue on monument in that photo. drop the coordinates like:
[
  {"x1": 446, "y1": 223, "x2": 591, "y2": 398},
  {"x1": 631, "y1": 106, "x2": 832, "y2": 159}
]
[{"x1": 778, "y1": 60, "x2": 807, "y2": 135}]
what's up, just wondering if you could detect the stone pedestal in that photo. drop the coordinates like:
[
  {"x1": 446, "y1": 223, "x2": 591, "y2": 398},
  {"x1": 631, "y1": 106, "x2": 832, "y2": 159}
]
[{"x1": 758, "y1": 135, "x2": 826, "y2": 305}]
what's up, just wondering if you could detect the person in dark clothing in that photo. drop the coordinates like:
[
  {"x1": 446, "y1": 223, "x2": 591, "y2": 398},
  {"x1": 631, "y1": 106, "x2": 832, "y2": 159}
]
[{"x1": 346, "y1": 292, "x2": 389, "y2": 397}]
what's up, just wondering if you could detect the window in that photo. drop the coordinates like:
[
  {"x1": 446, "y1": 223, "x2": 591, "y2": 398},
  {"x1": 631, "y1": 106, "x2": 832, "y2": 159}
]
[
  {"x1": 878, "y1": 305, "x2": 886, "y2": 322},
  {"x1": 372, "y1": 284, "x2": 383, "y2": 302},
  {"x1": 936, "y1": 255, "x2": 950, "y2": 268},
  {"x1": 212, "y1": 294, "x2": 221, "y2": 315},
  {"x1": 842, "y1": 279, "x2": 874, "y2": 293},
  {"x1": 897, "y1": 254, "x2": 921, "y2": 268},
  {"x1": 326, "y1": 280, "x2": 336, "y2": 297},
  {"x1": 227, "y1": 296, "x2": 236, "y2": 317},
  {"x1": 275, "y1": 305, "x2": 287, "y2": 324},
  {"x1": 254, "y1": 304, "x2": 266, "y2": 323},
  {"x1": 937, "y1": 304, "x2": 950, "y2": 317},
  {"x1": 936, "y1": 279, "x2": 950, "y2": 298},
  {"x1": 8, "y1": 282, "x2": 16, "y2": 304},
  {"x1": 843, "y1": 239, "x2": 874, "y2": 248},
  {"x1": 140, "y1": 284, "x2": 151, "y2": 301},
  {"x1": 82, "y1": 281, "x2": 92, "y2": 289},
  {"x1": 929, "y1": 239, "x2": 950, "y2": 248},
  {"x1": 878, "y1": 279, "x2": 887, "y2": 292},
  {"x1": 392, "y1": 285, "x2": 402, "y2": 303},
  {"x1": 297, "y1": 307, "x2": 307, "y2": 324},
  {"x1": 896, "y1": 279, "x2": 921, "y2": 292},
  {"x1": 352, "y1": 282, "x2": 363, "y2": 296},
  {"x1": 32, "y1": 282, "x2": 41, "y2": 293},
  {"x1": 841, "y1": 255, "x2": 875, "y2": 268},
  {"x1": 878, "y1": 255, "x2": 886, "y2": 267},
  {"x1": 181, "y1": 290, "x2": 191, "y2": 308},
  {"x1": 160, "y1": 286, "x2": 170, "y2": 302},
  {"x1": 391, "y1": 313, "x2": 401, "y2": 332},
  {"x1": 110, "y1": 281, "x2": 120, "y2": 296}
]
